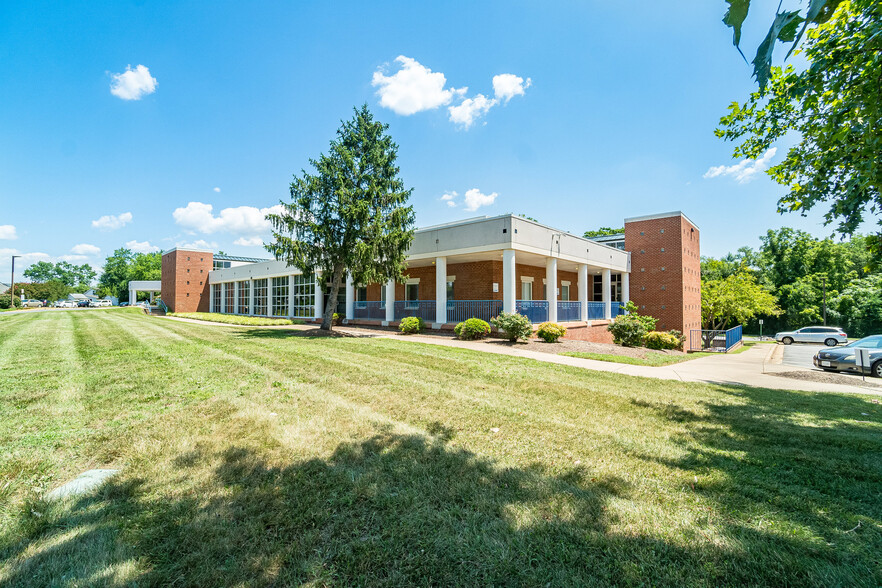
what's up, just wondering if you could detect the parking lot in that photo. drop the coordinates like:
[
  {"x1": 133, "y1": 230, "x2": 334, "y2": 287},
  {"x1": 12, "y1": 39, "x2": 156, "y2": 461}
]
[{"x1": 780, "y1": 343, "x2": 827, "y2": 369}]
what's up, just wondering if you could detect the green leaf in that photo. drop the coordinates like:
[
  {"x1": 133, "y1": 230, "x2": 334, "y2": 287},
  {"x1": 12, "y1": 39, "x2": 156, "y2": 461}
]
[
  {"x1": 752, "y1": 10, "x2": 801, "y2": 91},
  {"x1": 785, "y1": 0, "x2": 830, "y2": 59},
  {"x1": 723, "y1": 0, "x2": 751, "y2": 61},
  {"x1": 778, "y1": 14, "x2": 805, "y2": 43}
]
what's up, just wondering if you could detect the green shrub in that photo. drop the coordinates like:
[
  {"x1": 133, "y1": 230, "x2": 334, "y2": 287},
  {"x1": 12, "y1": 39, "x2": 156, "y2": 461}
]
[
  {"x1": 454, "y1": 318, "x2": 491, "y2": 340},
  {"x1": 0, "y1": 294, "x2": 21, "y2": 309},
  {"x1": 624, "y1": 300, "x2": 658, "y2": 331},
  {"x1": 490, "y1": 312, "x2": 533, "y2": 341},
  {"x1": 332, "y1": 312, "x2": 342, "y2": 325},
  {"x1": 667, "y1": 329, "x2": 686, "y2": 348},
  {"x1": 608, "y1": 314, "x2": 647, "y2": 347},
  {"x1": 399, "y1": 316, "x2": 424, "y2": 334},
  {"x1": 536, "y1": 322, "x2": 566, "y2": 343},
  {"x1": 644, "y1": 331, "x2": 682, "y2": 350}
]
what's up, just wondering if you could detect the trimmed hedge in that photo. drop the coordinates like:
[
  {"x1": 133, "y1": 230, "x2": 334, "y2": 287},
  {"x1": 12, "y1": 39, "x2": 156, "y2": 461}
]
[
  {"x1": 490, "y1": 312, "x2": 533, "y2": 341},
  {"x1": 399, "y1": 316, "x2": 424, "y2": 334},
  {"x1": 644, "y1": 331, "x2": 682, "y2": 350},
  {"x1": 454, "y1": 318, "x2": 491, "y2": 340},
  {"x1": 536, "y1": 322, "x2": 566, "y2": 343}
]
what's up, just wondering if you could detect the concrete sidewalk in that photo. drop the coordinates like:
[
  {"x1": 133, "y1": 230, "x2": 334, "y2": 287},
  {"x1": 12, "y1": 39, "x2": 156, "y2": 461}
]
[{"x1": 157, "y1": 316, "x2": 880, "y2": 396}]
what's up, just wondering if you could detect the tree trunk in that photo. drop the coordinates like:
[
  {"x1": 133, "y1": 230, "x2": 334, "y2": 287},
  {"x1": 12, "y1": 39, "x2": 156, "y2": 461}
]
[{"x1": 320, "y1": 264, "x2": 345, "y2": 331}]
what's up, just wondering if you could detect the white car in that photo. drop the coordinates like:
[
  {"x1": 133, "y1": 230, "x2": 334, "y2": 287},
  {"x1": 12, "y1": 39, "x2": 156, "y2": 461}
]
[
  {"x1": 775, "y1": 326, "x2": 847, "y2": 346},
  {"x1": 88, "y1": 299, "x2": 112, "y2": 307}
]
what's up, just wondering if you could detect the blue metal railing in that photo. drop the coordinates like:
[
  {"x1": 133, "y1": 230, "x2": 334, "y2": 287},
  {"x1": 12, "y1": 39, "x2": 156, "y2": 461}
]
[
  {"x1": 446, "y1": 300, "x2": 503, "y2": 323},
  {"x1": 353, "y1": 301, "x2": 386, "y2": 320},
  {"x1": 394, "y1": 300, "x2": 436, "y2": 321},
  {"x1": 725, "y1": 325, "x2": 743, "y2": 351},
  {"x1": 611, "y1": 302, "x2": 623, "y2": 316},
  {"x1": 516, "y1": 300, "x2": 549, "y2": 323},
  {"x1": 557, "y1": 301, "x2": 581, "y2": 321},
  {"x1": 586, "y1": 302, "x2": 606, "y2": 319},
  {"x1": 689, "y1": 325, "x2": 743, "y2": 352}
]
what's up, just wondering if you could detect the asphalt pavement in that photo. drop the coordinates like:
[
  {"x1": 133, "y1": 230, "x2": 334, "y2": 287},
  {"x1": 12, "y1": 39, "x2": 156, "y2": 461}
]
[{"x1": 780, "y1": 343, "x2": 827, "y2": 368}]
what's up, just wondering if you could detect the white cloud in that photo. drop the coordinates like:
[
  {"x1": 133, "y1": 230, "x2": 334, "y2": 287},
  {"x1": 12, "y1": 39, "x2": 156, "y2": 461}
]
[
  {"x1": 0, "y1": 248, "x2": 51, "y2": 272},
  {"x1": 493, "y1": 74, "x2": 532, "y2": 102},
  {"x1": 176, "y1": 239, "x2": 218, "y2": 251},
  {"x1": 59, "y1": 254, "x2": 88, "y2": 263},
  {"x1": 440, "y1": 191, "x2": 458, "y2": 207},
  {"x1": 71, "y1": 243, "x2": 100, "y2": 256},
  {"x1": 110, "y1": 64, "x2": 157, "y2": 100},
  {"x1": 463, "y1": 188, "x2": 498, "y2": 212},
  {"x1": 234, "y1": 236, "x2": 264, "y2": 247},
  {"x1": 372, "y1": 56, "x2": 464, "y2": 116},
  {"x1": 448, "y1": 94, "x2": 497, "y2": 129},
  {"x1": 703, "y1": 147, "x2": 777, "y2": 183},
  {"x1": 213, "y1": 187, "x2": 221, "y2": 193},
  {"x1": 0, "y1": 225, "x2": 17, "y2": 240},
  {"x1": 172, "y1": 201, "x2": 283, "y2": 235},
  {"x1": 91, "y1": 212, "x2": 133, "y2": 230},
  {"x1": 126, "y1": 240, "x2": 160, "y2": 254}
]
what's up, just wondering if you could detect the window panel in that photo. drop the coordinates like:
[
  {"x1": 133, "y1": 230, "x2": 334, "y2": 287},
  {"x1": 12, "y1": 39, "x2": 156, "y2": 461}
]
[
  {"x1": 238, "y1": 281, "x2": 250, "y2": 314},
  {"x1": 225, "y1": 283, "x2": 234, "y2": 313},
  {"x1": 212, "y1": 284, "x2": 221, "y2": 312},
  {"x1": 272, "y1": 277, "x2": 289, "y2": 316},
  {"x1": 254, "y1": 279, "x2": 268, "y2": 316},
  {"x1": 291, "y1": 274, "x2": 315, "y2": 318}
]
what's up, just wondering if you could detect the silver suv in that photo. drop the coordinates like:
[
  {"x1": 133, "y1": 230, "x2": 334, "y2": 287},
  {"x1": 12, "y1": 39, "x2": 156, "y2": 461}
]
[{"x1": 775, "y1": 326, "x2": 847, "y2": 346}]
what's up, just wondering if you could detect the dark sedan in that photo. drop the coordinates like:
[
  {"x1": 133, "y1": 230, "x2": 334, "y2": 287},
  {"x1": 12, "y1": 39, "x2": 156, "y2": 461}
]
[{"x1": 813, "y1": 335, "x2": 882, "y2": 377}]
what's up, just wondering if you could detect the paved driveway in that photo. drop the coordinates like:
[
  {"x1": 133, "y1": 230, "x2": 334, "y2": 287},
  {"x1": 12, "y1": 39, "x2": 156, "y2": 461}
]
[{"x1": 781, "y1": 343, "x2": 827, "y2": 368}]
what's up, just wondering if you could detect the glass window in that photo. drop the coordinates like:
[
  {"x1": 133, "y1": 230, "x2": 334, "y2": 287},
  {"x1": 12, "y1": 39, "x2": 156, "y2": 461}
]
[
  {"x1": 560, "y1": 285, "x2": 570, "y2": 301},
  {"x1": 238, "y1": 281, "x2": 250, "y2": 314},
  {"x1": 212, "y1": 284, "x2": 221, "y2": 312},
  {"x1": 405, "y1": 283, "x2": 419, "y2": 307},
  {"x1": 225, "y1": 283, "x2": 234, "y2": 313},
  {"x1": 380, "y1": 284, "x2": 387, "y2": 308},
  {"x1": 272, "y1": 277, "x2": 289, "y2": 316},
  {"x1": 254, "y1": 279, "x2": 268, "y2": 316},
  {"x1": 213, "y1": 260, "x2": 232, "y2": 270},
  {"x1": 446, "y1": 281, "x2": 454, "y2": 301},
  {"x1": 521, "y1": 281, "x2": 532, "y2": 301},
  {"x1": 356, "y1": 286, "x2": 367, "y2": 307},
  {"x1": 291, "y1": 273, "x2": 315, "y2": 318}
]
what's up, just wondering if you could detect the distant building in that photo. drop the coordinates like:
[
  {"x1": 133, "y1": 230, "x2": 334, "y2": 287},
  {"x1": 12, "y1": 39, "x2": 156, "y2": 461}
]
[{"x1": 148, "y1": 212, "x2": 700, "y2": 342}]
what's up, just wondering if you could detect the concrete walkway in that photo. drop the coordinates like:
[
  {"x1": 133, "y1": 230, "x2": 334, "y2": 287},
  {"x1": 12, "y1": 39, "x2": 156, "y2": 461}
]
[{"x1": 157, "y1": 316, "x2": 880, "y2": 396}]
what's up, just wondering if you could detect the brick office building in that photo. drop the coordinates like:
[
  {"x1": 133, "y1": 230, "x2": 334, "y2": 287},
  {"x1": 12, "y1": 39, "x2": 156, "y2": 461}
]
[{"x1": 155, "y1": 212, "x2": 700, "y2": 342}]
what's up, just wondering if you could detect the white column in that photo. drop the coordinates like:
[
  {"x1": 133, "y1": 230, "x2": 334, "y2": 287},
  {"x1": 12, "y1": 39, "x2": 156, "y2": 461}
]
[
  {"x1": 314, "y1": 274, "x2": 323, "y2": 320},
  {"x1": 234, "y1": 282, "x2": 240, "y2": 314},
  {"x1": 546, "y1": 257, "x2": 558, "y2": 323},
  {"x1": 622, "y1": 272, "x2": 630, "y2": 306},
  {"x1": 602, "y1": 269, "x2": 611, "y2": 320},
  {"x1": 345, "y1": 274, "x2": 355, "y2": 320},
  {"x1": 578, "y1": 264, "x2": 589, "y2": 322},
  {"x1": 222, "y1": 284, "x2": 228, "y2": 313},
  {"x1": 130, "y1": 289, "x2": 136, "y2": 307},
  {"x1": 435, "y1": 256, "x2": 447, "y2": 326},
  {"x1": 384, "y1": 279, "x2": 395, "y2": 323},
  {"x1": 502, "y1": 249, "x2": 516, "y2": 314},
  {"x1": 267, "y1": 279, "x2": 274, "y2": 317},
  {"x1": 288, "y1": 276, "x2": 296, "y2": 317},
  {"x1": 149, "y1": 291, "x2": 155, "y2": 304},
  {"x1": 249, "y1": 279, "x2": 255, "y2": 316}
]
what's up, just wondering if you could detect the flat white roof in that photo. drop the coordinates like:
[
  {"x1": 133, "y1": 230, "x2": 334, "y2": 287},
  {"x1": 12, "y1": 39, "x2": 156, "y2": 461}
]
[{"x1": 624, "y1": 210, "x2": 699, "y2": 229}]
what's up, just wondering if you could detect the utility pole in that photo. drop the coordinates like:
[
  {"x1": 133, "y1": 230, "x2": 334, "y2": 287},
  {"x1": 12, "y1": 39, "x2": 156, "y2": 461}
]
[
  {"x1": 822, "y1": 275, "x2": 827, "y2": 326},
  {"x1": 10, "y1": 255, "x2": 21, "y2": 304}
]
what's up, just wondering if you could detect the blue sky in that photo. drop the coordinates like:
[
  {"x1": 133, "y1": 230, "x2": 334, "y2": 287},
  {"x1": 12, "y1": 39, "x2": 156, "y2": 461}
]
[{"x1": 0, "y1": 1, "x2": 863, "y2": 279}]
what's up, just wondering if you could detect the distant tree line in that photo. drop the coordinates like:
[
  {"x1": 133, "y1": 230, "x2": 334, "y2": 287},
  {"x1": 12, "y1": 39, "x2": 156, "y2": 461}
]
[
  {"x1": 702, "y1": 229, "x2": 879, "y2": 337},
  {"x1": 97, "y1": 248, "x2": 161, "y2": 302}
]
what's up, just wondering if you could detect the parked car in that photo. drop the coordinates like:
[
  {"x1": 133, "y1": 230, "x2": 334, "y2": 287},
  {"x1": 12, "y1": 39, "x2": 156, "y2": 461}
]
[
  {"x1": 120, "y1": 302, "x2": 129, "y2": 307},
  {"x1": 77, "y1": 300, "x2": 91, "y2": 307},
  {"x1": 59, "y1": 300, "x2": 76, "y2": 308},
  {"x1": 775, "y1": 326, "x2": 847, "y2": 346},
  {"x1": 813, "y1": 335, "x2": 882, "y2": 377},
  {"x1": 89, "y1": 299, "x2": 112, "y2": 307},
  {"x1": 21, "y1": 299, "x2": 43, "y2": 308}
]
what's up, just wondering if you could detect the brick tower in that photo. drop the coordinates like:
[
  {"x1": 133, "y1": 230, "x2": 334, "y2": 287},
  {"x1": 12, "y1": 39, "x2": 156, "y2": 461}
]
[
  {"x1": 160, "y1": 248, "x2": 214, "y2": 313},
  {"x1": 624, "y1": 212, "x2": 701, "y2": 335}
]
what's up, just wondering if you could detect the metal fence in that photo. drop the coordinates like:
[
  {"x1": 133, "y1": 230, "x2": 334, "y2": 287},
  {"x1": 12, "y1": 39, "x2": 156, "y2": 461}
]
[
  {"x1": 688, "y1": 325, "x2": 743, "y2": 352},
  {"x1": 393, "y1": 300, "x2": 436, "y2": 321},
  {"x1": 586, "y1": 302, "x2": 606, "y2": 319},
  {"x1": 516, "y1": 300, "x2": 549, "y2": 323},
  {"x1": 447, "y1": 300, "x2": 503, "y2": 323},
  {"x1": 353, "y1": 301, "x2": 386, "y2": 320},
  {"x1": 557, "y1": 301, "x2": 581, "y2": 321}
]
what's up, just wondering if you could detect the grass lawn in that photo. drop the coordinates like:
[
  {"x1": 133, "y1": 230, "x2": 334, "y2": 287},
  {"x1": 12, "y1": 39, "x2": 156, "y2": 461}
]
[
  {"x1": 167, "y1": 311, "x2": 302, "y2": 326},
  {"x1": 1, "y1": 311, "x2": 880, "y2": 586},
  {"x1": 562, "y1": 342, "x2": 764, "y2": 367}
]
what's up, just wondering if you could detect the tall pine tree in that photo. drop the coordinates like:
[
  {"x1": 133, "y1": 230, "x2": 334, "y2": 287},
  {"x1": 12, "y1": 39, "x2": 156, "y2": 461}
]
[{"x1": 266, "y1": 105, "x2": 415, "y2": 330}]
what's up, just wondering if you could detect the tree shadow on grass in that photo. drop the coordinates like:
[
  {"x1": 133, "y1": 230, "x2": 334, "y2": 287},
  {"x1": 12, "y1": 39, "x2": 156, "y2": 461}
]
[
  {"x1": 631, "y1": 385, "x2": 882, "y2": 584},
  {"x1": 0, "y1": 432, "x2": 762, "y2": 588},
  {"x1": 3, "y1": 394, "x2": 881, "y2": 586}
]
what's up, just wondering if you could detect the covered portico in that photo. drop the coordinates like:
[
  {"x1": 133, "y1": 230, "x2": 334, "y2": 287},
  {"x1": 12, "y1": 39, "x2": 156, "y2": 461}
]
[
  {"x1": 344, "y1": 215, "x2": 631, "y2": 329},
  {"x1": 128, "y1": 280, "x2": 162, "y2": 305}
]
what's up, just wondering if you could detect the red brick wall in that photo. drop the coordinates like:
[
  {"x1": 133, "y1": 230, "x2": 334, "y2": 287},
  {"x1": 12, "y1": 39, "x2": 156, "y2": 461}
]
[
  {"x1": 362, "y1": 260, "x2": 576, "y2": 305},
  {"x1": 161, "y1": 250, "x2": 213, "y2": 313},
  {"x1": 624, "y1": 214, "x2": 701, "y2": 334}
]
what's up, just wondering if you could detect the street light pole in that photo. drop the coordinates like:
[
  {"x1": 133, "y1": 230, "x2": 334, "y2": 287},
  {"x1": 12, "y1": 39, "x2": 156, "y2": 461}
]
[
  {"x1": 10, "y1": 255, "x2": 21, "y2": 304},
  {"x1": 822, "y1": 276, "x2": 827, "y2": 326}
]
